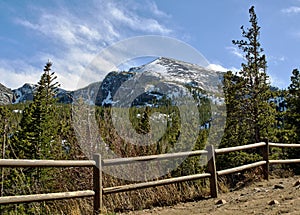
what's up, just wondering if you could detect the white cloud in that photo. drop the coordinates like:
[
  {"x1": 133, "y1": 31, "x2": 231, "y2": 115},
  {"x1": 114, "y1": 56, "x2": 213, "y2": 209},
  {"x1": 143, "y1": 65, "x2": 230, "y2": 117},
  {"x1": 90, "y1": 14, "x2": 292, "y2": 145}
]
[
  {"x1": 147, "y1": 1, "x2": 171, "y2": 18},
  {"x1": 207, "y1": 64, "x2": 228, "y2": 72},
  {"x1": 109, "y1": 4, "x2": 172, "y2": 35},
  {"x1": 15, "y1": 19, "x2": 39, "y2": 30},
  {"x1": 207, "y1": 63, "x2": 239, "y2": 73},
  {"x1": 2, "y1": 0, "x2": 173, "y2": 91},
  {"x1": 15, "y1": 14, "x2": 104, "y2": 47},
  {"x1": 281, "y1": 6, "x2": 300, "y2": 14},
  {"x1": 226, "y1": 46, "x2": 244, "y2": 59},
  {"x1": 0, "y1": 59, "x2": 41, "y2": 89},
  {"x1": 268, "y1": 55, "x2": 286, "y2": 65},
  {"x1": 207, "y1": 63, "x2": 286, "y2": 89}
]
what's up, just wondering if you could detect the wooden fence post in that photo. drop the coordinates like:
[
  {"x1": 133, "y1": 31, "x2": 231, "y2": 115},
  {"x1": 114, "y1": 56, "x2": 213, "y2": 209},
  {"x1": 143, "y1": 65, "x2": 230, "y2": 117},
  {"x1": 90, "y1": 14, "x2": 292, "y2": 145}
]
[
  {"x1": 93, "y1": 154, "x2": 103, "y2": 214},
  {"x1": 206, "y1": 145, "x2": 218, "y2": 198},
  {"x1": 262, "y1": 139, "x2": 269, "y2": 181}
]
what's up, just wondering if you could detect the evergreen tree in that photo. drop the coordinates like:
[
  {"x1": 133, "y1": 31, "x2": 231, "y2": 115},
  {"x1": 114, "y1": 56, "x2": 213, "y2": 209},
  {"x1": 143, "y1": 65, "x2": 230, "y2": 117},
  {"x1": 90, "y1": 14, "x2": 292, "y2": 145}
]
[
  {"x1": 285, "y1": 69, "x2": 300, "y2": 172},
  {"x1": 231, "y1": 6, "x2": 274, "y2": 143},
  {"x1": 225, "y1": 6, "x2": 274, "y2": 144},
  {"x1": 218, "y1": 6, "x2": 275, "y2": 169},
  {"x1": 14, "y1": 61, "x2": 61, "y2": 160},
  {"x1": 137, "y1": 106, "x2": 151, "y2": 135},
  {"x1": 286, "y1": 68, "x2": 300, "y2": 142},
  {"x1": 6, "y1": 62, "x2": 62, "y2": 214}
]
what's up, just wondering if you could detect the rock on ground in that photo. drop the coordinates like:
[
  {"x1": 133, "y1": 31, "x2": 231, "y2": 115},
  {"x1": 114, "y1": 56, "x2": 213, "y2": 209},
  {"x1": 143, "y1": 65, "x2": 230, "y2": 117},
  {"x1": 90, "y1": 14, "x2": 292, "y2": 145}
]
[{"x1": 120, "y1": 176, "x2": 300, "y2": 215}]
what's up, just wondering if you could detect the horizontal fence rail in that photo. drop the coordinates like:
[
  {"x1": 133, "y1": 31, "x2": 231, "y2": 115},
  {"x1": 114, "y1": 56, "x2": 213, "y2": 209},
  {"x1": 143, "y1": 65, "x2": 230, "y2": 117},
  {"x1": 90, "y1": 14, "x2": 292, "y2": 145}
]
[
  {"x1": 103, "y1": 150, "x2": 208, "y2": 166},
  {"x1": 0, "y1": 158, "x2": 99, "y2": 213},
  {"x1": 1, "y1": 141, "x2": 300, "y2": 214},
  {"x1": 0, "y1": 159, "x2": 96, "y2": 167},
  {"x1": 217, "y1": 161, "x2": 266, "y2": 176},
  {"x1": 215, "y1": 142, "x2": 266, "y2": 154},
  {"x1": 103, "y1": 173, "x2": 211, "y2": 194},
  {"x1": 269, "y1": 143, "x2": 300, "y2": 148},
  {"x1": 0, "y1": 191, "x2": 95, "y2": 205},
  {"x1": 269, "y1": 159, "x2": 300, "y2": 164}
]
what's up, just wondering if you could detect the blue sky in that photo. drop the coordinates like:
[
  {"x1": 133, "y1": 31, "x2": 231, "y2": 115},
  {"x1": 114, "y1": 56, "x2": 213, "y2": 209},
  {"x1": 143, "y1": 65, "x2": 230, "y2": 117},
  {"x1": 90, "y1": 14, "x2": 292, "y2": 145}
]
[{"x1": 1, "y1": 0, "x2": 300, "y2": 90}]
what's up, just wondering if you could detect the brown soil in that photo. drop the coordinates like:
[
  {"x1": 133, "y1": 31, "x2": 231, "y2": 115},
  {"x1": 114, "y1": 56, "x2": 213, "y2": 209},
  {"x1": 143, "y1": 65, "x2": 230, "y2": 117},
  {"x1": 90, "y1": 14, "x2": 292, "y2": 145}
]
[{"x1": 120, "y1": 176, "x2": 300, "y2": 215}]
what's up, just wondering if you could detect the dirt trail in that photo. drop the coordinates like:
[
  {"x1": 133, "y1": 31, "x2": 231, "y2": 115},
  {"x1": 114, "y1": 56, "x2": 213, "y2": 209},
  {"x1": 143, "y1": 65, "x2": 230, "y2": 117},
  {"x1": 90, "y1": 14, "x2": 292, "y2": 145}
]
[{"x1": 120, "y1": 176, "x2": 300, "y2": 215}]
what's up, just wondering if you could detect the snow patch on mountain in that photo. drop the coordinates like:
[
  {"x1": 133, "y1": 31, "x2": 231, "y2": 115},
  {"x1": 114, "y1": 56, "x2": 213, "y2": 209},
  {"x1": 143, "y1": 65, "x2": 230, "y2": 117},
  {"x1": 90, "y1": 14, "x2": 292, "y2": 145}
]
[
  {"x1": 12, "y1": 83, "x2": 36, "y2": 104},
  {"x1": 128, "y1": 57, "x2": 224, "y2": 95},
  {"x1": 132, "y1": 59, "x2": 168, "y2": 74}
]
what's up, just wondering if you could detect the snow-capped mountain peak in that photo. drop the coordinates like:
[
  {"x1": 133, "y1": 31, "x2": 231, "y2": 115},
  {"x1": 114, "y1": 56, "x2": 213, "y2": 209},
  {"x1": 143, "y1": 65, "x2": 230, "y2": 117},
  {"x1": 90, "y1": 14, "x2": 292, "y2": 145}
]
[
  {"x1": 1, "y1": 57, "x2": 224, "y2": 105},
  {"x1": 96, "y1": 57, "x2": 224, "y2": 106},
  {"x1": 128, "y1": 57, "x2": 223, "y2": 93}
]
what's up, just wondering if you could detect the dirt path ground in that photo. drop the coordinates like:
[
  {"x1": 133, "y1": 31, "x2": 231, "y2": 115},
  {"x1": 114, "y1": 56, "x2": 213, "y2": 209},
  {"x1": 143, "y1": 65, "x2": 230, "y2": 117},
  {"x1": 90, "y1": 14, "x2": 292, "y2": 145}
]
[{"x1": 120, "y1": 176, "x2": 300, "y2": 215}]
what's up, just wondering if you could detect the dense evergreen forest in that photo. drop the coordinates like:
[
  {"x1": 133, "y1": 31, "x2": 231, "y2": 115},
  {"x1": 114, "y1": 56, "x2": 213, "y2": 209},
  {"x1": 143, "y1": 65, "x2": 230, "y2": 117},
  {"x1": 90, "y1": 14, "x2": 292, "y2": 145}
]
[{"x1": 1, "y1": 6, "x2": 300, "y2": 214}]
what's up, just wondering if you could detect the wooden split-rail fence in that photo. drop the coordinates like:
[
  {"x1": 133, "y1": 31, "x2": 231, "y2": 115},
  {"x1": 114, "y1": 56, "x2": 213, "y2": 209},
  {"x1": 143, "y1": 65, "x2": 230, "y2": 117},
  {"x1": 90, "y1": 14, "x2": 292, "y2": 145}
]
[{"x1": 1, "y1": 140, "x2": 300, "y2": 214}]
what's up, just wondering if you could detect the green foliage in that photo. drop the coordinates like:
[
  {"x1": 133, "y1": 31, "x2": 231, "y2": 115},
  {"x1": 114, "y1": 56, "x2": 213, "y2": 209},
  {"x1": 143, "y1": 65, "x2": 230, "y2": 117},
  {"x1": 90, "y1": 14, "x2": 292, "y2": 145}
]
[
  {"x1": 12, "y1": 61, "x2": 62, "y2": 160},
  {"x1": 0, "y1": 106, "x2": 12, "y2": 156},
  {"x1": 136, "y1": 106, "x2": 151, "y2": 135},
  {"x1": 0, "y1": 106, "x2": 13, "y2": 200},
  {"x1": 283, "y1": 69, "x2": 300, "y2": 172},
  {"x1": 94, "y1": 85, "x2": 211, "y2": 180},
  {"x1": 218, "y1": 6, "x2": 275, "y2": 169},
  {"x1": 286, "y1": 69, "x2": 300, "y2": 142},
  {"x1": 231, "y1": 6, "x2": 275, "y2": 143},
  {"x1": 2, "y1": 62, "x2": 66, "y2": 214}
]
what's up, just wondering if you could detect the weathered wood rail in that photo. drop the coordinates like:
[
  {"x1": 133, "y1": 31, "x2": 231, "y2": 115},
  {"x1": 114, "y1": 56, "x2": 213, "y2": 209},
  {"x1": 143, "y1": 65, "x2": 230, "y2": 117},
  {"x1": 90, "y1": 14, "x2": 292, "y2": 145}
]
[{"x1": 1, "y1": 141, "x2": 300, "y2": 214}]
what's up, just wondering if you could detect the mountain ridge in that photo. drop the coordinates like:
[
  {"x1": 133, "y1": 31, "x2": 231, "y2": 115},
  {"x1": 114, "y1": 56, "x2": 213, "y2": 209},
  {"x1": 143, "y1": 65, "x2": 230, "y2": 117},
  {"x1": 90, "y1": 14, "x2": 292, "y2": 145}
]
[{"x1": 0, "y1": 57, "x2": 224, "y2": 105}]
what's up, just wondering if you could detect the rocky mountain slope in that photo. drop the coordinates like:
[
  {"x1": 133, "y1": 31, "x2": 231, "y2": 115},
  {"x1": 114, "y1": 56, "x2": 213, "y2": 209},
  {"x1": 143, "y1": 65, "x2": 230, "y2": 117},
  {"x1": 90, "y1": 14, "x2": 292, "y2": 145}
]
[
  {"x1": 12, "y1": 83, "x2": 36, "y2": 103},
  {"x1": 95, "y1": 57, "x2": 224, "y2": 107},
  {"x1": 0, "y1": 83, "x2": 14, "y2": 105},
  {"x1": 130, "y1": 57, "x2": 222, "y2": 92},
  {"x1": 0, "y1": 57, "x2": 224, "y2": 106},
  {"x1": 0, "y1": 81, "x2": 101, "y2": 105}
]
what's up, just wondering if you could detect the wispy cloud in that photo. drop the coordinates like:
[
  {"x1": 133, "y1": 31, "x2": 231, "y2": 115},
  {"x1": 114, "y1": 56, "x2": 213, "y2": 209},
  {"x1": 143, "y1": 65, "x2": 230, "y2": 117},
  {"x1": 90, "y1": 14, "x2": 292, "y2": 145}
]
[
  {"x1": 2, "y1": 0, "x2": 173, "y2": 90},
  {"x1": 268, "y1": 55, "x2": 286, "y2": 65},
  {"x1": 147, "y1": 1, "x2": 171, "y2": 18},
  {"x1": 207, "y1": 63, "x2": 239, "y2": 73},
  {"x1": 226, "y1": 46, "x2": 244, "y2": 59},
  {"x1": 0, "y1": 59, "x2": 41, "y2": 89},
  {"x1": 281, "y1": 6, "x2": 300, "y2": 14},
  {"x1": 108, "y1": 3, "x2": 172, "y2": 35}
]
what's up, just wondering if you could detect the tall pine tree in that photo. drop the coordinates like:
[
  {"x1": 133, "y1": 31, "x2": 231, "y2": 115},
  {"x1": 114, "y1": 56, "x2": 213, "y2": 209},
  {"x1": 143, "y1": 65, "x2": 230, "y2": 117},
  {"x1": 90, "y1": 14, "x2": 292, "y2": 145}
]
[
  {"x1": 14, "y1": 61, "x2": 61, "y2": 160},
  {"x1": 6, "y1": 62, "x2": 63, "y2": 214},
  {"x1": 284, "y1": 69, "x2": 300, "y2": 173},
  {"x1": 219, "y1": 6, "x2": 275, "y2": 169},
  {"x1": 286, "y1": 68, "x2": 300, "y2": 142},
  {"x1": 232, "y1": 6, "x2": 274, "y2": 143}
]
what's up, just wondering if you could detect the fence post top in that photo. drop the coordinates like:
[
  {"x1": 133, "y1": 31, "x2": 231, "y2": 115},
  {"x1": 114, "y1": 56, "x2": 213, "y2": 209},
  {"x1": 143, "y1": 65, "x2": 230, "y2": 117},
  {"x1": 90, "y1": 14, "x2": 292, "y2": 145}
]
[
  {"x1": 206, "y1": 145, "x2": 214, "y2": 149},
  {"x1": 263, "y1": 138, "x2": 269, "y2": 143}
]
